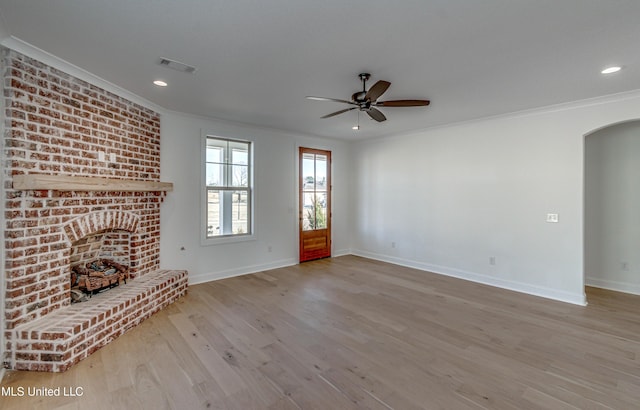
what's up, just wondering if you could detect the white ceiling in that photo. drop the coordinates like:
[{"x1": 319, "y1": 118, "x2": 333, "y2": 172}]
[{"x1": 0, "y1": 0, "x2": 639, "y2": 140}]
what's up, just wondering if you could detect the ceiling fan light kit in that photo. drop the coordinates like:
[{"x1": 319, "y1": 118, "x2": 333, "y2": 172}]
[
  {"x1": 352, "y1": 111, "x2": 360, "y2": 130},
  {"x1": 306, "y1": 73, "x2": 430, "y2": 124}
]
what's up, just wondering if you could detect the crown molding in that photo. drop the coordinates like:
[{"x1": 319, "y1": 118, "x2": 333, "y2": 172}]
[{"x1": 1, "y1": 36, "x2": 163, "y2": 113}]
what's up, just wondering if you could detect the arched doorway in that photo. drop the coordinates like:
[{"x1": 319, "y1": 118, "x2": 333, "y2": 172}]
[{"x1": 584, "y1": 120, "x2": 640, "y2": 297}]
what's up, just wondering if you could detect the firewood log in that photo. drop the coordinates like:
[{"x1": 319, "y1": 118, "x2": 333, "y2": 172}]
[
  {"x1": 72, "y1": 265, "x2": 88, "y2": 275},
  {"x1": 101, "y1": 259, "x2": 127, "y2": 272}
]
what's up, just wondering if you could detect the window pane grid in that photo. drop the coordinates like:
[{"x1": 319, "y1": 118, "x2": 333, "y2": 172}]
[
  {"x1": 205, "y1": 136, "x2": 252, "y2": 239},
  {"x1": 206, "y1": 140, "x2": 251, "y2": 189}
]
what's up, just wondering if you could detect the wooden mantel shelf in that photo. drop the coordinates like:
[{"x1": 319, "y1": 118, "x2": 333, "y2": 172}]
[{"x1": 13, "y1": 174, "x2": 173, "y2": 192}]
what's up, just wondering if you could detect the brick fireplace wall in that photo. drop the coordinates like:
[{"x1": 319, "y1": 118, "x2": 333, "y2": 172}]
[{"x1": 2, "y1": 48, "x2": 170, "y2": 368}]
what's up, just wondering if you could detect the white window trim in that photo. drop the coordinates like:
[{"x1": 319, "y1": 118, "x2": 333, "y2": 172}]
[{"x1": 200, "y1": 133, "x2": 256, "y2": 246}]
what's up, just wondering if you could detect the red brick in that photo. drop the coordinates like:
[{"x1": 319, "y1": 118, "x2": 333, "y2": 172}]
[{"x1": 4, "y1": 49, "x2": 167, "y2": 373}]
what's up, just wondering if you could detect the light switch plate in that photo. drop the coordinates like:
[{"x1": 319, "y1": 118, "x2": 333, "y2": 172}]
[{"x1": 546, "y1": 213, "x2": 559, "y2": 223}]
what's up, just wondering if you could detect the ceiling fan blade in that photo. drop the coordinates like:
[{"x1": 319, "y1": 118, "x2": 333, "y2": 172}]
[
  {"x1": 366, "y1": 107, "x2": 387, "y2": 122},
  {"x1": 376, "y1": 99, "x2": 430, "y2": 107},
  {"x1": 306, "y1": 96, "x2": 355, "y2": 105},
  {"x1": 364, "y1": 80, "x2": 391, "y2": 102},
  {"x1": 321, "y1": 107, "x2": 357, "y2": 118}
]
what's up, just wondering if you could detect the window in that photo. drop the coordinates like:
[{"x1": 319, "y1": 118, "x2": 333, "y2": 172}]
[{"x1": 204, "y1": 136, "x2": 252, "y2": 239}]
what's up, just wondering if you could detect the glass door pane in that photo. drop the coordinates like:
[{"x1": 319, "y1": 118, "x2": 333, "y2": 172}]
[
  {"x1": 315, "y1": 155, "x2": 327, "y2": 191},
  {"x1": 301, "y1": 153, "x2": 329, "y2": 231},
  {"x1": 302, "y1": 154, "x2": 315, "y2": 189},
  {"x1": 314, "y1": 192, "x2": 327, "y2": 229}
]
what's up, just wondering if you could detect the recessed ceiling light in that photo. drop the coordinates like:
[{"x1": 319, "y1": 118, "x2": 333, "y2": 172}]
[
  {"x1": 153, "y1": 80, "x2": 168, "y2": 87},
  {"x1": 601, "y1": 66, "x2": 622, "y2": 74}
]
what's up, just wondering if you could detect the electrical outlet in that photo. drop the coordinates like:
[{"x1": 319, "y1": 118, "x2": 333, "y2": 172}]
[
  {"x1": 621, "y1": 262, "x2": 629, "y2": 271},
  {"x1": 489, "y1": 256, "x2": 496, "y2": 265},
  {"x1": 391, "y1": 242, "x2": 396, "y2": 249}
]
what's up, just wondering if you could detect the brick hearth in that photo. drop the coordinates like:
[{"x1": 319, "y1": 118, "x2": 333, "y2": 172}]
[
  {"x1": 11, "y1": 270, "x2": 187, "y2": 372},
  {"x1": 2, "y1": 48, "x2": 186, "y2": 371}
]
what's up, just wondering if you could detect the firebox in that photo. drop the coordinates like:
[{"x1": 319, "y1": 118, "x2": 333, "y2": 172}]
[{"x1": 69, "y1": 230, "x2": 131, "y2": 302}]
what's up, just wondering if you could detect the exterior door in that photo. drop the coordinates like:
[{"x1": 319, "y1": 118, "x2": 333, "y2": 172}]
[{"x1": 299, "y1": 147, "x2": 331, "y2": 262}]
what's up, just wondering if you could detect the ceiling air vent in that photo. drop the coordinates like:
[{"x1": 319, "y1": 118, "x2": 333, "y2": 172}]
[{"x1": 158, "y1": 58, "x2": 197, "y2": 74}]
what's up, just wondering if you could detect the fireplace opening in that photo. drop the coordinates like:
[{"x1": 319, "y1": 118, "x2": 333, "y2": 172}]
[
  {"x1": 69, "y1": 230, "x2": 131, "y2": 303},
  {"x1": 70, "y1": 259, "x2": 130, "y2": 302}
]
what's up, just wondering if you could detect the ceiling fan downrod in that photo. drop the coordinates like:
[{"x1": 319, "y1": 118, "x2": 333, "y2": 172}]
[{"x1": 352, "y1": 73, "x2": 370, "y2": 103}]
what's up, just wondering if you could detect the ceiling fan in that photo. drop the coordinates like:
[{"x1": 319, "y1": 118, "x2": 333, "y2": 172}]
[{"x1": 306, "y1": 73, "x2": 430, "y2": 123}]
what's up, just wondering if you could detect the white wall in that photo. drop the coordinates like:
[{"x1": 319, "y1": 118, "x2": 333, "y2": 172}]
[
  {"x1": 350, "y1": 91, "x2": 640, "y2": 305},
  {"x1": 159, "y1": 111, "x2": 351, "y2": 284},
  {"x1": 585, "y1": 120, "x2": 640, "y2": 294}
]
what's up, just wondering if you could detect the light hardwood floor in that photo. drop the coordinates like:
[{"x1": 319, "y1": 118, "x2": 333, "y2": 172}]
[{"x1": 2, "y1": 255, "x2": 640, "y2": 409}]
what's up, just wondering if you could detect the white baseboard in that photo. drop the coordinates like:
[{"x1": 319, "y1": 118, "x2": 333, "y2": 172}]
[
  {"x1": 586, "y1": 277, "x2": 640, "y2": 296},
  {"x1": 186, "y1": 249, "x2": 588, "y2": 306},
  {"x1": 188, "y1": 258, "x2": 298, "y2": 285},
  {"x1": 332, "y1": 248, "x2": 352, "y2": 258},
  {"x1": 188, "y1": 250, "x2": 353, "y2": 285},
  {"x1": 351, "y1": 249, "x2": 587, "y2": 306}
]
